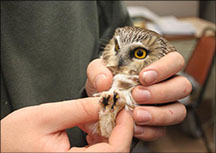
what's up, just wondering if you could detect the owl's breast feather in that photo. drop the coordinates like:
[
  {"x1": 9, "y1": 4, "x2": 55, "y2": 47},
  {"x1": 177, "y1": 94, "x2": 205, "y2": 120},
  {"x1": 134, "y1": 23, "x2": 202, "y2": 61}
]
[
  {"x1": 108, "y1": 74, "x2": 139, "y2": 110},
  {"x1": 111, "y1": 74, "x2": 140, "y2": 91}
]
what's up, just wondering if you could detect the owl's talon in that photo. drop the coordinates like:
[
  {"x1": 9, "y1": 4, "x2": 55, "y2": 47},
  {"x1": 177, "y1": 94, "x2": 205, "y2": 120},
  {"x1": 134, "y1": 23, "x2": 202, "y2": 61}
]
[
  {"x1": 101, "y1": 95, "x2": 111, "y2": 110},
  {"x1": 113, "y1": 92, "x2": 119, "y2": 102},
  {"x1": 98, "y1": 90, "x2": 126, "y2": 137},
  {"x1": 111, "y1": 92, "x2": 119, "y2": 110}
]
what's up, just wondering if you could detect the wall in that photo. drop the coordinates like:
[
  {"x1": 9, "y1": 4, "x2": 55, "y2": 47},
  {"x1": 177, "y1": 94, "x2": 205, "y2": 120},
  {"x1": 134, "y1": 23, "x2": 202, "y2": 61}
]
[
  {"x1": 124, "y1": 1, "x2": 199, "y2": 17},
  {"x1": 199, "y1": 1, "x2": 216, "y2": 23}
]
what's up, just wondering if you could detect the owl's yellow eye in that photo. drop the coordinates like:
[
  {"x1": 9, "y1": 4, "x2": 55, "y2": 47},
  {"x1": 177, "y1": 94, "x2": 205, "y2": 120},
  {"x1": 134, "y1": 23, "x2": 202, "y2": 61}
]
[
  {"x1": 115, "y1": 43, "x2": 119, "y2": 52},
  {"x1": 134, "y1": 48, "x2": 147, "y2": 59},
  {"x1": 114, "y1": 38, "x2": 119, "y2": 52}
]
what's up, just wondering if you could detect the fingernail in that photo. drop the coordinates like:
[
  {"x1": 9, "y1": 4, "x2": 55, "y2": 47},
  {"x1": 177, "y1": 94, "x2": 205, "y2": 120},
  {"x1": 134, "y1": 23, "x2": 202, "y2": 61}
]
[
  {"x1": 136, "y1": 110, "x2": 152, "y2": 124},
  {"x1": 134, "y1": 87, "x2": 151, "y2": 102},
  {"x1": 94, "y1": 74, "x2": 107, "y2": 90},
  {"x1": 142, "y1": 70, "x2": 158, "y2": 84},
  {"x1": 134, "y1": 125, "x2": 145, "y2": 135}
]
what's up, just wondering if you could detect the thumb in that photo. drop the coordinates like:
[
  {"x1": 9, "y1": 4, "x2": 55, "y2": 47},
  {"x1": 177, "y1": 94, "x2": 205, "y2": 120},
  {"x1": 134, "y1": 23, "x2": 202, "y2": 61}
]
[
  {"x1": 38, "y1": 97, "x2": 100, "y2": 132},
  {"x1": 109, "y1": 110, "x2": 134, "y2": 151},
  {"x1": 86, "y1": 59, "x2": 113, "y2": 96},
  {"x1": 69, "y1": 110, "x2": 134, "y2": 153}
]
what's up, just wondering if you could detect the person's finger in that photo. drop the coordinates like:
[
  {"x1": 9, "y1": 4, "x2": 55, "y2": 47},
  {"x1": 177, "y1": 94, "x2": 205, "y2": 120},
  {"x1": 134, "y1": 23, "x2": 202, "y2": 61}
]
[
  {"x1": 139, "y1": 52, "x2": 185, "y2": 85},
  {"x1": 108, "y1": 110, "x2": 134, "y2": 152},
  {"x1": 86, "y1": 59, "x2": 113, "y2": 96},
  {"x1": 132, "y1": 75, "x2": 192, "y2": 104},
  {"x1": 134, "y1": 126, "x2": 166, "y2": 141},
  {"x1": 132, "y1": 102, "x2": 187, "y2": 126},
  {"x1": 70, "y1": 110, "x2": 134, "y2": 153},
  {"x1": 37, "y1": 97, "x2": 100, "y2": 132}
]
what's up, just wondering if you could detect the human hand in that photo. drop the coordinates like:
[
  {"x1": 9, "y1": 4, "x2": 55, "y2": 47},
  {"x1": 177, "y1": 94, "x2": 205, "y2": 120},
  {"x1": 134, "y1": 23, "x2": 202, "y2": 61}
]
[
  {"x1": 86, "y1": 52, "x2": 192, "y2": 141},
  {"x1": 85, "y1": 59, "x2": 113, "y2": 96},
  {"x1": 131, "y1": 52, "x2": 192, "y2": 140},
  {"x1": 1, "y1": 98, "x2": 133, "y2": 152}
]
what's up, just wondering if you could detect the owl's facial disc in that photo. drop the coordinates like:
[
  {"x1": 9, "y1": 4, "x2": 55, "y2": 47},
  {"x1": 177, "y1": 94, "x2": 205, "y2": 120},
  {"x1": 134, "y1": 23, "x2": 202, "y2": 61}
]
[{"x1": 113, "y1": 37, "x2": 150, "y2": 68}]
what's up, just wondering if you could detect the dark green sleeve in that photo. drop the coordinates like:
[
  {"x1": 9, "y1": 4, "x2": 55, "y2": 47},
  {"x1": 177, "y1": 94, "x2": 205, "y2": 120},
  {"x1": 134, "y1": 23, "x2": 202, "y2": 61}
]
[
  {"x1": 97, "y1": 1, "x2": 133, "y2": 54},
  {"x1": 1, "y1": 1, "x2": 131, "y2": 147}
]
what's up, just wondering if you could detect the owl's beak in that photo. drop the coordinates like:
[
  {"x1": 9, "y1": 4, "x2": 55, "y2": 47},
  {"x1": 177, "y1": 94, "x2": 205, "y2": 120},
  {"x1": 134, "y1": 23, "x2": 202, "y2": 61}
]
[{"x1": 118, "y1": 57, "x2": 124, "y2": 68}]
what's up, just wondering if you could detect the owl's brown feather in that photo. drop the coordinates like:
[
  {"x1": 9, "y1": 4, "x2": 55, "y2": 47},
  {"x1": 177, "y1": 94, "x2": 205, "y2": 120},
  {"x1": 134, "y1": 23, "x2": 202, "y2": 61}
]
[
  {"x1": 93, "y1": 26, "x2": 177, "y2": 138},
  {"x1": 102, "y1": 26, "x2": 176, "y2": 75}
]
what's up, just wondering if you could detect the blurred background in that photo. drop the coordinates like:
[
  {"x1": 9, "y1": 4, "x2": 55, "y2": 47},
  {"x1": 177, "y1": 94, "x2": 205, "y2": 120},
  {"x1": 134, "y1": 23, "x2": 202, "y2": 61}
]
[{"x1": 124, "y1": 1, "x2": 215, "y2": 153}]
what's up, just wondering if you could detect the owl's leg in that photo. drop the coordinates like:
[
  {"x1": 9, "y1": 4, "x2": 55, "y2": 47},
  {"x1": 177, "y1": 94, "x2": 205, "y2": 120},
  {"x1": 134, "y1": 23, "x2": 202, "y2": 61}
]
[{"x1": 98, "y1": 90, "x2": 126, "y2": 138}]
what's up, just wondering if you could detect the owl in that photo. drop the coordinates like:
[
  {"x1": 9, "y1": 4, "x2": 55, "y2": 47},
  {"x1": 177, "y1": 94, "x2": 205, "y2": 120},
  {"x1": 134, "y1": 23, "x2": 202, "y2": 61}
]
[{"x1": 92, "y1": 26, "x2": 177, "y2": 138}]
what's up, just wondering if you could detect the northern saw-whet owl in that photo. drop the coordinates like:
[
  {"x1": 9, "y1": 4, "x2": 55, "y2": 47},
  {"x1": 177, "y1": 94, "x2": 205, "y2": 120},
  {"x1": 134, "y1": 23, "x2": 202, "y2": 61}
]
[{"x1": 92, "y1": 26, "x2": 177, "y2": 138}]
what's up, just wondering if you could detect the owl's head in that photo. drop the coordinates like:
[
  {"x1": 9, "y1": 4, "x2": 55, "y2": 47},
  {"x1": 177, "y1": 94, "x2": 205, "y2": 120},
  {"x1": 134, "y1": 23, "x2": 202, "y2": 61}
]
[{"x1": 101, "y1": 26, "x2": 177, "y2": 75}]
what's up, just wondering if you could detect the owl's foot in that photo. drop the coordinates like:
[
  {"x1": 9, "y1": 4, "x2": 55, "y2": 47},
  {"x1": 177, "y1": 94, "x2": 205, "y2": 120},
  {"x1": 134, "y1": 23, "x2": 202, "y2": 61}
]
[
  {"x1": 100, "y1": 91, "x2": 125, "y2": 113},
  {"x1": 100, "y1": 92, "x2": 120, "y2": 111},
  {"x1": 98, "y1": 91, "x2": 126, "y2": 138}
]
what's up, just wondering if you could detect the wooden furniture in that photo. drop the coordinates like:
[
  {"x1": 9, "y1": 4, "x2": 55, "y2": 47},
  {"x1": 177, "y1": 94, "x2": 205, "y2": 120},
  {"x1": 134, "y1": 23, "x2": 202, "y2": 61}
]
[
  {"x1": 182, "y1": 28, "x2": 215, "y2": 153},
  {"x1": 165, "y1": 17, "x2": 215, "y2": 40}
]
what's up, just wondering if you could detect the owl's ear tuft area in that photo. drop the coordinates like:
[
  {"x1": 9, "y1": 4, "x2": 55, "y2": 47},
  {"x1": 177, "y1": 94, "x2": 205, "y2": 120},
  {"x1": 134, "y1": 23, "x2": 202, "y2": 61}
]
[{"x1": 114, "y1": 27, "x2": 122, "y2": 35}]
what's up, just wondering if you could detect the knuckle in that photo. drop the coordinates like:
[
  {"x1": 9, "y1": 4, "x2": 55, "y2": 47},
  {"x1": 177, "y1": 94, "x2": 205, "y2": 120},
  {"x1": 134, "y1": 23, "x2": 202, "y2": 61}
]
[
  {"x1": 175, "y1": 103, "x2": 187, "y2": 124},
  {"x1": 175, "y1": 52, "x2": 185, "y2": 69},
  {"x1": 79, "y1": 100, "x2": 91, "y2": 117},
  {"x1": 159, "y1": 112, "x2": 167, "y2": 124},
  {"x1": 183, "y1": 77, "x2": 192, "y2": 95},
  {"x1": 155, "y1": 127, "x2": 166, "y2": 139},
  {"x1": 153, "y1": 127, "x2": 166, "y2": 140},
  {"x1": 152, "y1": 109, "x2": 166, "y2": 125}
]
